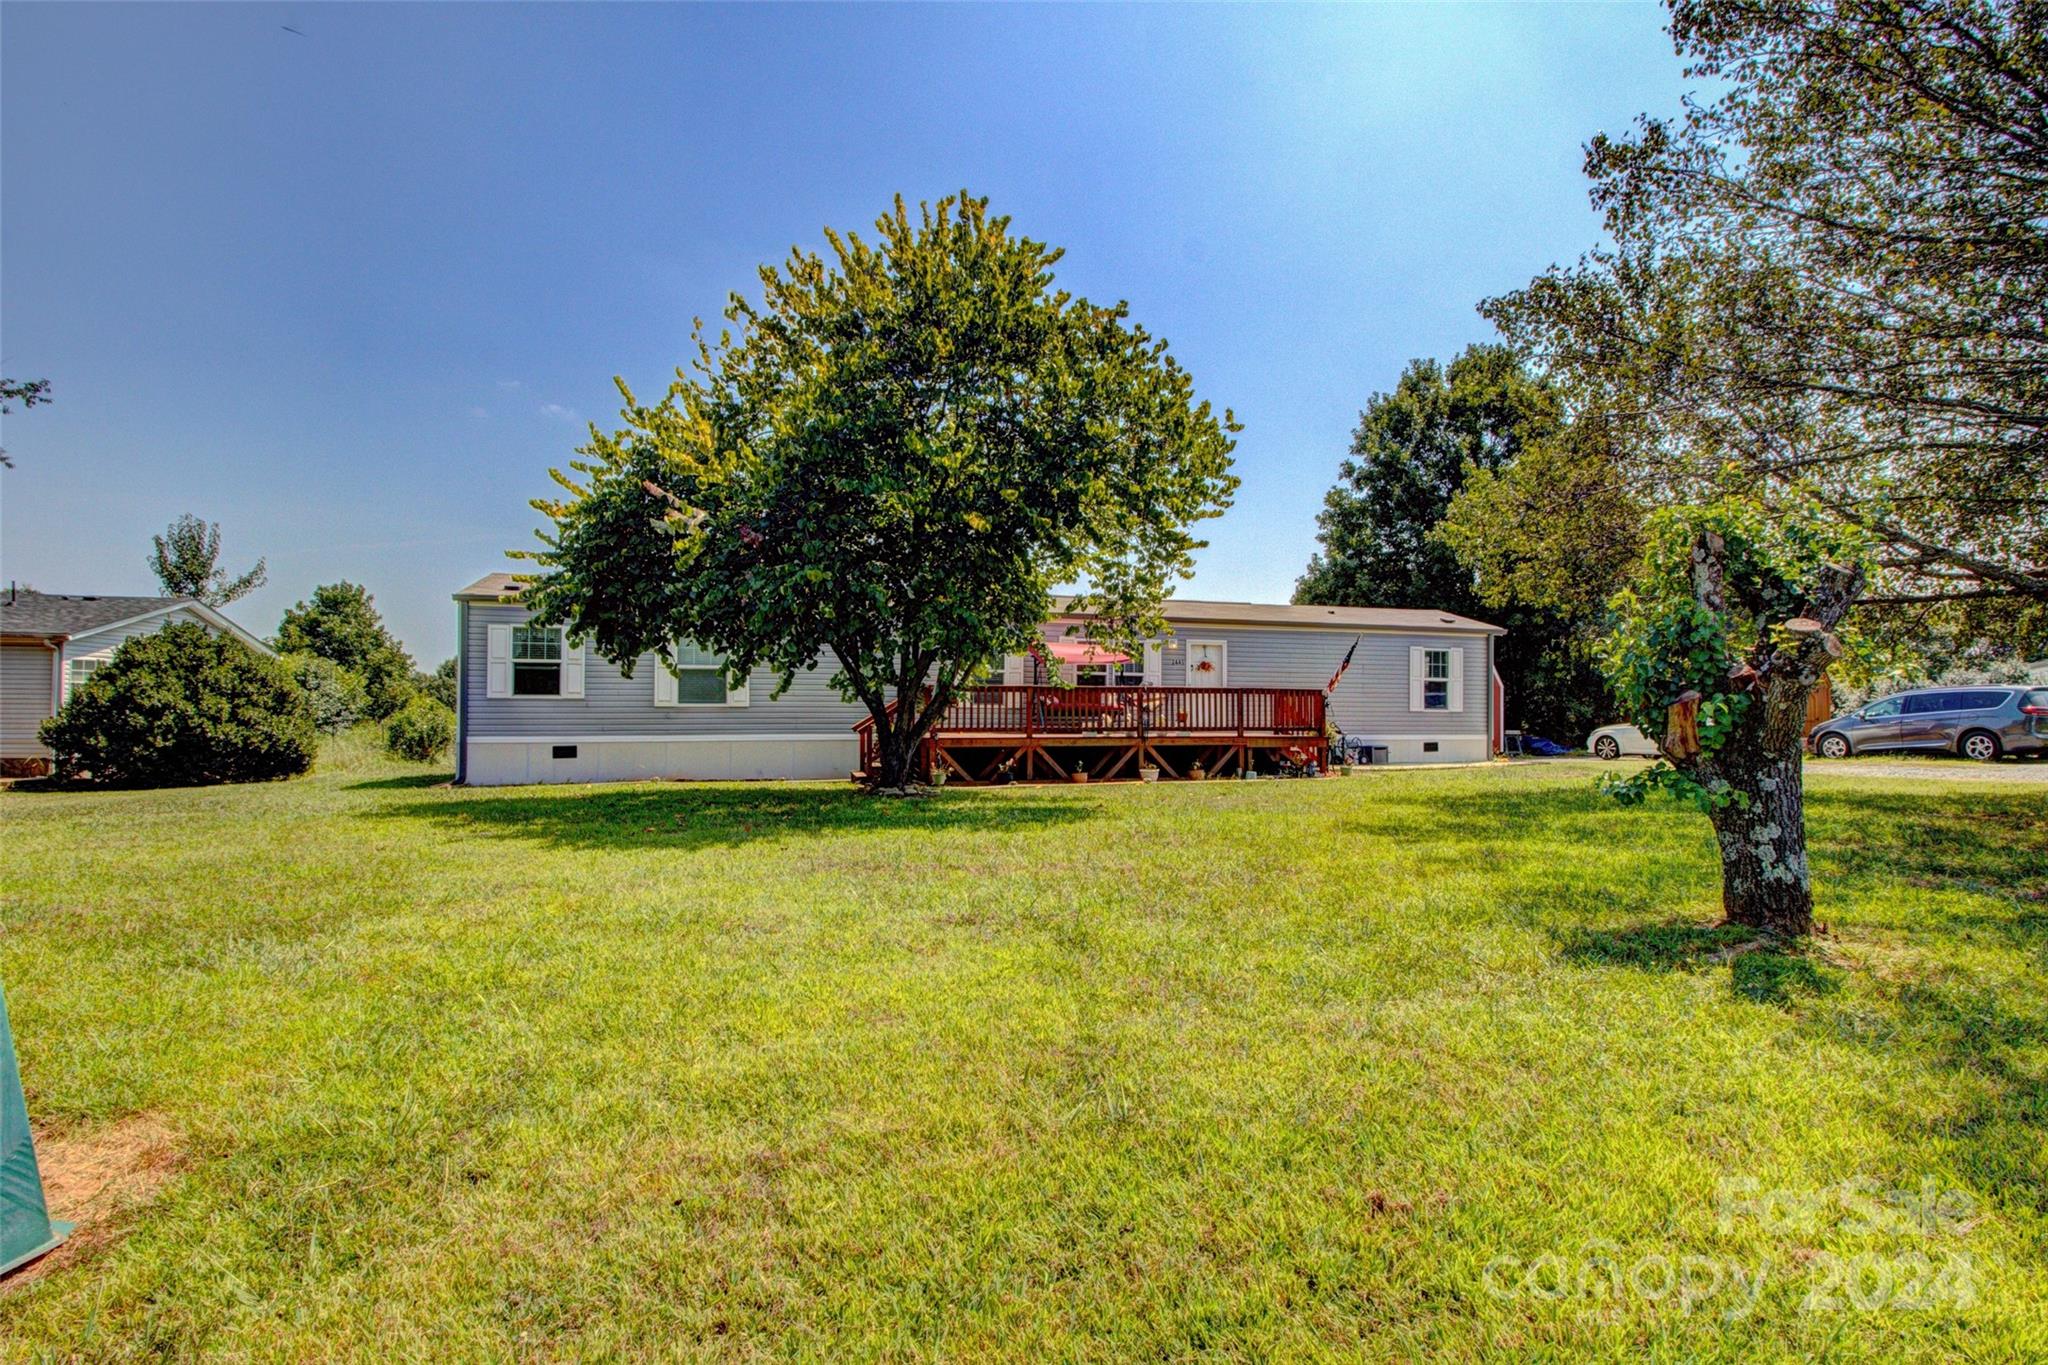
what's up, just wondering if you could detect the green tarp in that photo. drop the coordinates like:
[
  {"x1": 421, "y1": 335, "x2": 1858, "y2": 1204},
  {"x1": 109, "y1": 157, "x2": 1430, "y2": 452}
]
[{"x1": 0, "y1": 983, "x2": 70, "y2": 1276}]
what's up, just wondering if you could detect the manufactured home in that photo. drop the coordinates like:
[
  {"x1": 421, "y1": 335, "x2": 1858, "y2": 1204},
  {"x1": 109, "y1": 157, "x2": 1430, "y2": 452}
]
[
  {"x1": 0, "y1": 588, "x2": 272, "y2": 776},
  {"x1": 454, "y1": 574, "x2": 1504, "y2": 785}
]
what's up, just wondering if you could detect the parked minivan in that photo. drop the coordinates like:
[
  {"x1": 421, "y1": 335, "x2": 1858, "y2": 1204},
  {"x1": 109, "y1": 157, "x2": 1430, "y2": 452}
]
[{"x1": 1810, "y1": 685, "x2": 2048, "y2": 761}]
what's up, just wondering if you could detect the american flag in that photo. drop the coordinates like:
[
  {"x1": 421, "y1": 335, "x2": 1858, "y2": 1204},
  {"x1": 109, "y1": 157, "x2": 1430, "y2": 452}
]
[{"x1": 1325, "y1": 635, "x2": 1361, "y2": 695}]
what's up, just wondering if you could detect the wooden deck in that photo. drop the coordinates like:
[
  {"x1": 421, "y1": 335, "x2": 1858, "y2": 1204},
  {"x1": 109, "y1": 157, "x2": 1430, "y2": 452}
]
[{"x1": 856, "y1": 686, "x2": 1328, "y2": 784}]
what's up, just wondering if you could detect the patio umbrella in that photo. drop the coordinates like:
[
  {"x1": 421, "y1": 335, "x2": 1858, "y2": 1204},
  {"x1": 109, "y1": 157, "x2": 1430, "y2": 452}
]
[{"x1": 1036, "y1": 640, "x2": 1132, "y2": 665}]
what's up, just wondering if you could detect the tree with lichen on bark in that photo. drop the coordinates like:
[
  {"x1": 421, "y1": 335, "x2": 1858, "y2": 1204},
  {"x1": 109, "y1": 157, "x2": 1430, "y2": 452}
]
[
  {"x1": 1600, "y1": 495, "x2": 1866, "y2": 937},
  {"x1": 520, "y1": 192, "x2": 1239, "y2": 792}
]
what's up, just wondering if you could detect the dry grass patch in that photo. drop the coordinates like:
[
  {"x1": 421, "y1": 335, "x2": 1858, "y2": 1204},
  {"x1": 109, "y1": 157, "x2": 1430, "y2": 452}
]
[{"x1": 3, "y1": 1114, "x2": 182, "y2": 1289}]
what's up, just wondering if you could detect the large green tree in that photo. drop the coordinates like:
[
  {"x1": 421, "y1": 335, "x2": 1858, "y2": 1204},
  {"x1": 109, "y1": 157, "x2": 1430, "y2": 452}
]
[
  {"x1": 524, "y1": 193, "x2": 1239, "y2": 790},
  {"x1": 274, "y1": 582, "x2": 417, "y2": 719},
  {"x1": 1295, "y1": 345, "x2": 1618, "y2": 740},
  {"x1": 1295, "y1": 345, "x2": 1554, "y2": 611},
  {"x1": 1486, "y1": 0, "x2": 2047, "y2": 649},
  {"x1": 148, "y1": 513, "x2": 267, "y2": 606}
]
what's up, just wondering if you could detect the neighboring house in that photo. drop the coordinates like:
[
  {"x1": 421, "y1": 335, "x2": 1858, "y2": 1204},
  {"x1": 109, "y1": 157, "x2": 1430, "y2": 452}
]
[
  {"x1": 454, "y1": 573, "x2": 1506, "y2": 785},
  {"x1": 0, "y1": 588, "x2": 272, "y2": 775}
]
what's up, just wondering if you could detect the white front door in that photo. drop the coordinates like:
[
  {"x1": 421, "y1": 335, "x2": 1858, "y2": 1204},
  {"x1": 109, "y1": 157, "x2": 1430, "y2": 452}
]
[{"x1": 1185, "y1": 639, "x2": 1227, "y2": 687}]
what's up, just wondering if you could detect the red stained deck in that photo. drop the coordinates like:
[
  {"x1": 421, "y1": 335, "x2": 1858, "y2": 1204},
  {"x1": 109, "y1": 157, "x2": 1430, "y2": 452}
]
[{"x1": 856, "y1": 686, "x2": 1328, "y2": 784}]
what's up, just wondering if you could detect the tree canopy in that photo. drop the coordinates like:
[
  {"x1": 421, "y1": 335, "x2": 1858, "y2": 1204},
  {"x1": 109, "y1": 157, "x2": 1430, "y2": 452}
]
[
  {"x1": 524, "y1": 192, "x2": 1239, "y2": 788},
  {"x1": 148, "y1": 513, "x2": 267, "y2": 607},
  {"x1": 1436, "y1": 419, "x2": 1643, "y2": 622},
  {"x1": 274, "y1": 582, "x2": 417, "y2": 719},
  {"x1": 1293, "y1": 345, "x2": 1556, "y2": 612},
  {"x1": 1293, "y1": 345, "x2": 1620, "y2": 740},
  {"x1": 1484, "y1": 0, "x2": 2047, "y2": 654}
]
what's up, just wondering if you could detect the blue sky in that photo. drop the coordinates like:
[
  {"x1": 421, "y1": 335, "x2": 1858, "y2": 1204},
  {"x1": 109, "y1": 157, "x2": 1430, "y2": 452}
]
[{"x1": 1, "y1": 3, "x2": 1687, "y2": 662}]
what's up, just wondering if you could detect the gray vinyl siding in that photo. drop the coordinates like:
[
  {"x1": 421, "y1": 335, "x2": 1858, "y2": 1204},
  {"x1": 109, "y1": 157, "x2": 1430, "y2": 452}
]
[
  {"x1": 463, "y1": 604, "x2": 1492, "y2": 742},
  {"x1": 462, "y1": 604, "x2": 869, "y2": 738},
  {"x1": 2, "y1": 643, "x2": 57, "y2": 759},
  {"x1": 1041, "y1": 619, "x2": 1489, "y2": 737}
]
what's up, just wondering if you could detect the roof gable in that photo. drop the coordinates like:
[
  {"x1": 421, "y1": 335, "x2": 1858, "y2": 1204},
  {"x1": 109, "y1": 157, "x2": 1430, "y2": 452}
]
[
  {"x1": 0, "y1": 590, "x2": 272, "y2": 655},
  {"x1": 0, "y1": 590, "x2": 192, "y2": 639}
]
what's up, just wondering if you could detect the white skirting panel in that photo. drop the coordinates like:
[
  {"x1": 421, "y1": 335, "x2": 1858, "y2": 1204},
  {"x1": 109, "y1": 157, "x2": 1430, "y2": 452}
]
[
  {"x1": 464, "y1": 736, "x2": 860, "y2": 786},
  {"x1": 1355, "y1": 734, "x2": 1491, "y2": 765}
]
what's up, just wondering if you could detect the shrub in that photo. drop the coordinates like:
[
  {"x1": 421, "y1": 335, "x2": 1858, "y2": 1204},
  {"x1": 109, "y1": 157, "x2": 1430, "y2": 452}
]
[
  {"x1": 383, "y1": 697, "x2": 455, "y2": 762},
  {"x1": 40, "y1": 623, "x2": 317, "y2": 786},
  {"x1": 283, "y1": 651, "x2": 370, "y2": 734}
]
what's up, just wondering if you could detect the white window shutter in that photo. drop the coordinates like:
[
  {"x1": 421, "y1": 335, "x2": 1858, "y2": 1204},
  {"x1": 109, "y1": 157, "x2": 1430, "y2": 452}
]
[
  {"x1": 486, "y1": 624, "x2": 512, "y2": 699},
  {"x1": 1447, "y1": 648, "x2": 1465, "y2": 712},
  {"x1": 1002, "y1": 653, "x2": 1027, "y2": 686},
  {"x1": 560, "y1": 638, "x2": 585, "y2": 699},
  {"x1": 1409, "y1": 646, "x2": 1426, "y2": 712},
  {"x1": 726, "y1": 666, "x2": 750, "y2": 707},
  {"x1": 652, "y1": 648, "x2": 678, "y2": 707},
  {"x1": 1143, "y1": 641, "x2": 1163, "y2": 686}
]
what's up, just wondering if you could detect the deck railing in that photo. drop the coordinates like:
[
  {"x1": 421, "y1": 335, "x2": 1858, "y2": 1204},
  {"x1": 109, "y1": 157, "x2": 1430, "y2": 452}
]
[
  {"x1": 936, "y1": 685, "x2": 1325, "y2": 739},
  {"x1": 856, "y1": 686, "x2": 1327, "y2": 778}
]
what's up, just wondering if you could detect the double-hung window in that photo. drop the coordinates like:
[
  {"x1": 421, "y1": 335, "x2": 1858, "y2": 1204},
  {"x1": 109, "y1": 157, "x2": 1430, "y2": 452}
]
[
  {"x1": 1409, "y1": 645, "x2": 1462, "y2": 713},
  {"x1": 512, "y1": 625, "x2": 564, "y2": 696},
  {"x1": 671, "y1": 641, "x2": 729, "y2": 704},
  {"x1": 485, "y1": 621, "x2": 583, "y2": 699},
  {"x1": 654, "y1": 640, "x2": 748, "y2": 707},
  {"x1": 1422, "y1": 649, "x2": 1451, "y2": 710},
  {"x1": 1076, "y1": 649, "x2": 1145, "y2": 688}
]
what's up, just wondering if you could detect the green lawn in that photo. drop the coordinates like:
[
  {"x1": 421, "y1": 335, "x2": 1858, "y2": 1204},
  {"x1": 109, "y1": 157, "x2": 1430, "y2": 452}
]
[{"x1": 2, "y1": 740, "x2": 2044, "y2": 1360}]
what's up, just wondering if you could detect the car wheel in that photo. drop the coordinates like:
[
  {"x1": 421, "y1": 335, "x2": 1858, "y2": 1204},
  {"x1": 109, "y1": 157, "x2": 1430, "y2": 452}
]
[
  {"x1": 1594, "y1": 736, "x2": 1620, "y2": 760},
  {"x1": 1815, "y1": 732, "x2": 1850, "y2": 759},
  {"x1": 1959, "y1": 729, "x2": 2002, "y2": 762}
]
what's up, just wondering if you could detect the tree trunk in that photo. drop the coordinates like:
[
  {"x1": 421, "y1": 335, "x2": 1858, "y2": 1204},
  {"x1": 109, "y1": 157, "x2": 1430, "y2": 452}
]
[
  {"x1": 1662, "y1": 534, "x2": 1861, "y2": 937},
  {"x1": 1705, "y1": 747, "x2": 1813, "y2": 936},
  {"x1": 869, "y1": 725, "x2": 923, "y2": 791}
]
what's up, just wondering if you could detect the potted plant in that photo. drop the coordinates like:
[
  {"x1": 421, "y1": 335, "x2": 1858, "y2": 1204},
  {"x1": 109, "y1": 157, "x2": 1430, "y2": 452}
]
[
  {"x1": 1070, "y1": 760, "x2": 1088, "y2": 784},
  {"x1": 1139, "y1": 763, "x2": 1160, "y2": 783},
  {"x1": 1188, "y1": 761, "x2": 1205, "y2": 781}
]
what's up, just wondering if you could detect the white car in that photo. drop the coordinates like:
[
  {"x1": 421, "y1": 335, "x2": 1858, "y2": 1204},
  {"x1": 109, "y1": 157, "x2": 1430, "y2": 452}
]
[{"x1": 1587, "y1": 723, "x2": 1660, "y2": 760}]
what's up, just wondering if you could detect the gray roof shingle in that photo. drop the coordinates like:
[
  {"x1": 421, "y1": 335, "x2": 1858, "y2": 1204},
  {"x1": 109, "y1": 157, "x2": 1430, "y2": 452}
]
[
  {"x1": 453, "y1": 573, "x2": 1500, "y2": 633},
  {"x1": 0, "y1": 589, "x2": 195, "y2": 640}
]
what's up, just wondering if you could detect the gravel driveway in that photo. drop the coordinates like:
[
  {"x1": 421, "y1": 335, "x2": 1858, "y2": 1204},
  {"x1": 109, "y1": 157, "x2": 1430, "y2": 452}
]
[
  {"x1": 1807, "y1": 756, "x2": 2048, "y2": 783},
  {"x1": 1522, "y1": 755, "x2": 2048, "y2": 784}
]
